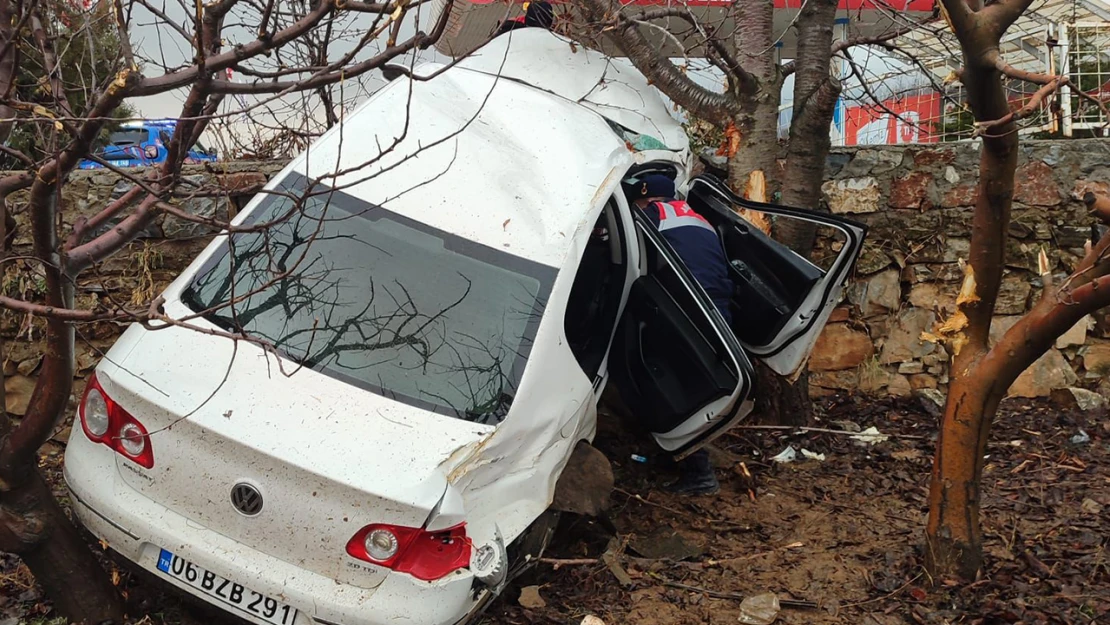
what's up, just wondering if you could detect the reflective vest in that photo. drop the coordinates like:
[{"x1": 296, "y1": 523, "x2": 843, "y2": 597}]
[
  {"x1": 653, "y1": 200, "x2": 716, "y2": 234},
  {"x1": 643, "y1": 200, "x2": 734, "y2": 319}
]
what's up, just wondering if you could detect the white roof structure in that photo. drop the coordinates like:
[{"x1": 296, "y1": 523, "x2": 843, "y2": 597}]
[{"x1": 289, "y1": 30, "x2": 689, "y2": 268}]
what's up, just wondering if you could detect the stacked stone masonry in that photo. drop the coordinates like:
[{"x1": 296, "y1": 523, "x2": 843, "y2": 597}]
[{"x1": 812, "y1": 138, "x2": 1110, "y2": 400}]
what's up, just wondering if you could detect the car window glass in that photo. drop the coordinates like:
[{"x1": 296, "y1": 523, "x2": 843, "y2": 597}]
[
  {"x1": 722, "y1": 206, "x2": 844, "y2": 273},
  {"x1": 107, "y1": 129, "x2": 148, "y2": 146},
  {"x1": 182, "y1": 173, "x2": 555, "y2": 425}
]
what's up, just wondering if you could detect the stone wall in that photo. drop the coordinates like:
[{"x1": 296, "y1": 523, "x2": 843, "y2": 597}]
[
  {"x1": 810, "y1": 139, "x2": 1110, "y2": 400},
  {"x1": 1, "y1": 162, "x2": 285, "y2": 420}
]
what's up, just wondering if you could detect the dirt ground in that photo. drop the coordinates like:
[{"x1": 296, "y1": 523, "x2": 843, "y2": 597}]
[{"x1": 2, "y1": 393, "x2": 1108, "y2": 625}]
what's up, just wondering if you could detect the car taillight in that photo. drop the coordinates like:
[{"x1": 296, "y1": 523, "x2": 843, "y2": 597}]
[
  {"x1": 78, "y1": 374, "x2": 154, "y2": 469},
  {"x1": 346, "y1": 523, "x2": 470, "y2": 582}
]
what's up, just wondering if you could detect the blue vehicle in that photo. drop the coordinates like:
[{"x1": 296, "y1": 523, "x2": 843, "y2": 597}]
[{"x1": 79, "y1": 120, "x2": 218, "y2": 169}]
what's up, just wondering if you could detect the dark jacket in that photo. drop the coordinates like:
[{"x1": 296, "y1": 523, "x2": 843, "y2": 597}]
[{"x1": 640, "y1": 200, "x2": 734, "y2": 322}]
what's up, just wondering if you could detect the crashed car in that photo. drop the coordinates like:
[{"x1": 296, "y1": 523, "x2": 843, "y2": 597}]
[{"x1": 63, "y1": 30, "x2": 865, "y2": 625}]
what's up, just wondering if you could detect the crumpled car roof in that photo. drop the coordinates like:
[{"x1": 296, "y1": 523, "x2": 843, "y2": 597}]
[{"x1": 290, "y1": 49, "x2": 647, "y2": 268}]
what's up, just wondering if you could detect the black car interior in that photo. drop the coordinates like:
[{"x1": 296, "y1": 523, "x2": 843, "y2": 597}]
[
  {"x1": 610, "y1": 223, "x2": 738, "y2": 435},
  {"x1": 565, "y1": 201, "x2": 627, "y2": 379},
  {"x1": 685, "y1": 183, "x2": 825, "y2": 348}
]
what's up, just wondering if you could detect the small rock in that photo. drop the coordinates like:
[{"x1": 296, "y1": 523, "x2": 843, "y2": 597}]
[
  {"x1": 1050, "y1": 387, "x2": 1108, "y2": 414},
  {"x1": 908, "y1": 374, "x2": 939, "y2": 391},
  {"x1": 810, "y1": 324, "x2": 874, "y2": 372},
  {"x1": 914, "y1": 388, "x2": 947, "y2": 418},
  {"x1": 822, "y1": 177, "x2": 881, "y2": 214},
  {"x1": 518, "y1": 585, "x2": 546, "y2": 609},
  {"x1": 1056, "y1": 317, "x2": 1089, "y2": 349},
  {"x1": 581, "y1": 617, "x2": 606, "y2": 625},
  {"x1": 1080, "y1": 498, "x2": 1103, "y2": 514},
  {"x1": 550, "y1": 441, "x2": 613, "y2": 516},
  {"x1": 848, "y1": 269, "x2": 901, "y2": 317},
  {"x1": 879, "y1": 308, "x2": 937, "y2": 364},
  {"x1": 887, "y1": 374, "x2": 912, "y2": 397},
  {"x1": 1081, "y1": 343, "x2": 1110, "y2": 377},
  {"x1": 16, "y1": 355, "x2": 41, "y2": 377},
  {"x1": 4, "y1": 375, "x2": 37, "y2": 416},
  {"x1": 1009, "y1": 349, "x2": 1078, "y2": 398},
  {"x1": 898, "y1": 361, "x2": 925, "y2": 375}
]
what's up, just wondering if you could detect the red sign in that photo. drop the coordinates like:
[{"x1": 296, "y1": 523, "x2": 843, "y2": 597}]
[{"x1": 843, "y1": 93, "x2": 943, "y2": 145}]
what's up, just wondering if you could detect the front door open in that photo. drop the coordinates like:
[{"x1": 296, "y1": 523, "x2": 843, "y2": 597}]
[
  {"x1": 609, "y1": 210, "x2": 754, "y2": 458},
  {"x1": 685, "y1": 175, "x2": 868, "y2": 377}
]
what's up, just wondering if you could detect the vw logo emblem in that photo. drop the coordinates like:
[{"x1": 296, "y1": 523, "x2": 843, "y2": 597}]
[{"x1": 230, "y1": 482, "x2": 264, "y2": 516}]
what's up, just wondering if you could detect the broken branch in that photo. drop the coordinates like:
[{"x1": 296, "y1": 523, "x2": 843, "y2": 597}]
[{"x1": 1083, "y1": 192, "x2": 1110, "y2": 224}]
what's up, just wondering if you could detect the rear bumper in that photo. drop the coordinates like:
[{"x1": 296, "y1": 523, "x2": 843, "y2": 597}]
[{"x1": 64, "y1": 434, "x2": 483, "y2": 625}]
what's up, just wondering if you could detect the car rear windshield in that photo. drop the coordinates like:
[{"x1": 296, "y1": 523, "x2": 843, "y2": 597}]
[{"x1": 181, "y1": 173, "x2": 554, "y2": 425}]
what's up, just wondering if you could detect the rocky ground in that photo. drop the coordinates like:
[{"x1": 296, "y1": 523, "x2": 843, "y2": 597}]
[{"x1": 2, "y1": 393, "x2": 1108, "y2": 625}]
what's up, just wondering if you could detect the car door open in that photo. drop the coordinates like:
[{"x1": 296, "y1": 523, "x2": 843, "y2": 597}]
[
  {"x1": 685, "y1": 175, "x2": 867, "y2": 378},
  {"x1": 609, "y1": 209, "x2": 754, "y2": 458}
]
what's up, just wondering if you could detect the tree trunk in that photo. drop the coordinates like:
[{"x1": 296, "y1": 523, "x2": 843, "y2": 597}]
[
  {"x1": 924, "y1": 376, "x2": 998, "y2": 578},
  {"x1": 0, "y1": 469, "x2": 125, "y2": 623},
  {"x1": 0, "y1": 170, "x2": 123, "y2": 622},
  {"x1": 726, "y1": 0, "x2": 780, "y2": 200},
  {"x1": 751, "y1": 365, "x2": 811, "y2": 426},
  {"x1": 924, "y1": 14, "x2": 1020, "y2": 579},
  {"x1": 746, "y1": 0, "x2": 842, "y2": 427}
]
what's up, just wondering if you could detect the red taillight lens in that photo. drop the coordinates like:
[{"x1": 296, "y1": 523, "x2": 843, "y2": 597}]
[
  {"x1": 346, "y1": 523, "x2": 470, "y2": 582},
  {"x1": 79, "y1": 374, "x2": 154, "y2": 469}
]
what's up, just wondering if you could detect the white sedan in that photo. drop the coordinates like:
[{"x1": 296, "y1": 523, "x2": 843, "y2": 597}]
[{"x1": 64, "y1": 30, "x2": 865, "y2": 625}]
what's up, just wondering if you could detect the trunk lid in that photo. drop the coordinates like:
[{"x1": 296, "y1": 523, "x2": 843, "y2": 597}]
[{"x1": 100, "y1": 323, "x2": 492, "y2": 587}]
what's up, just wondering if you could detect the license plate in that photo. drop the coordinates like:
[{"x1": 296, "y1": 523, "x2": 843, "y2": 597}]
[{"x1": 156, "y1": 549, "x2": 299, "y2": 625}]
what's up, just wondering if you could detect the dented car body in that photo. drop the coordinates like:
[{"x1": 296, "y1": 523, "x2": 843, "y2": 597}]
[{"x1": 63, "y1": 31, "x2": 865, "y2": 625}]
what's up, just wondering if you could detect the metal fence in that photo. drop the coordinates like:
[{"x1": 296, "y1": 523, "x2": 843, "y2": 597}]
[{"x1": 788, "y1": 19, "x2": 1110, "y2": 145}]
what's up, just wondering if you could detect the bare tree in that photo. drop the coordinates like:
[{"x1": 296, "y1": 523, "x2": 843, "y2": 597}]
[
  {"x1": 567, "y1": 0, "x2": 934, "y2": 424},
  {"x1": 922, "y1": 0, "x2": 1110, "y2": 580},
  {"x1": 0, "y1": 0, "x2": 455, "y2": 620}
]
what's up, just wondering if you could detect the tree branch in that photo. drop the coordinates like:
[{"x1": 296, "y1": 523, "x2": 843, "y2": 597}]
[
  {"x1": 576, "y1": 0, "x2": 738, "y2": 124},
  {"x1": 974, "y1": 75, "x2": 1066, "y2": 136},
  {"x1": 1084, "y1": 192, "x2": 1110, "y2": 224}
]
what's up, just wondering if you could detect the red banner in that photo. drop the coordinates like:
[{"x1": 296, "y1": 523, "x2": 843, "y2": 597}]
[{"x1": 843, "y1": 93, "x2": 943, "y2": 145}]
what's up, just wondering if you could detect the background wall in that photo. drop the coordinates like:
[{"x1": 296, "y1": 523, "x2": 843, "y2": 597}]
[{"x1": 810, "y1": 139, "x2": 1110, "y2": 400}]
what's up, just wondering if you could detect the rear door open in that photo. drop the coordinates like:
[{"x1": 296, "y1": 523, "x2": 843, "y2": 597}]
[{"x1": 685, "y1": 175, "x2": 867, "y2": 377}]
